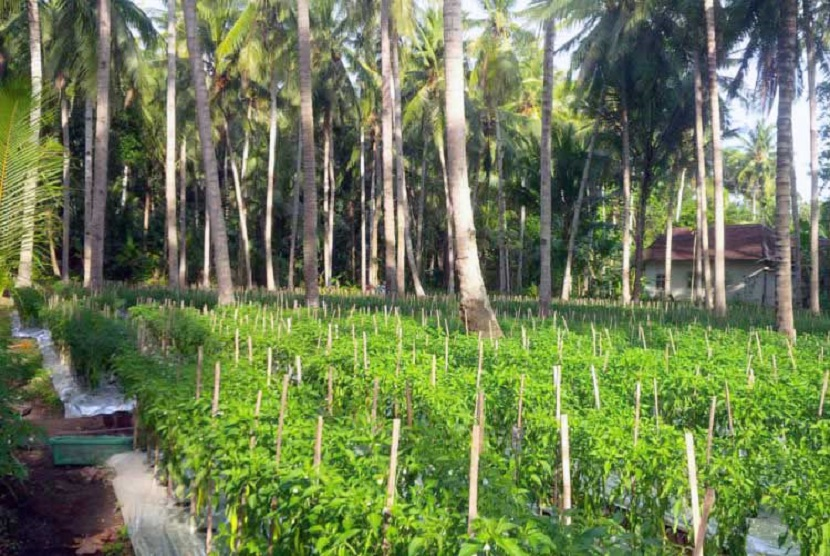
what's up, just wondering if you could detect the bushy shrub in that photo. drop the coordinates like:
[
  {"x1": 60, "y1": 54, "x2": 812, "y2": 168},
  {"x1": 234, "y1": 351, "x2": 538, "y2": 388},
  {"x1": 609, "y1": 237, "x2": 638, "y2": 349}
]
[{"x1": 12, "y1": 287, "x2": 44, "y2": 326}]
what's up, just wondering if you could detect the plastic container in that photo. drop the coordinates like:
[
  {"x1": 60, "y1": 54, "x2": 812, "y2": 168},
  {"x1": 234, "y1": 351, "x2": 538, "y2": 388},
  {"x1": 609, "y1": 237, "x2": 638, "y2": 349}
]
[{"x1": 49, "y1": 435, "x2": 133, "y2": 466}]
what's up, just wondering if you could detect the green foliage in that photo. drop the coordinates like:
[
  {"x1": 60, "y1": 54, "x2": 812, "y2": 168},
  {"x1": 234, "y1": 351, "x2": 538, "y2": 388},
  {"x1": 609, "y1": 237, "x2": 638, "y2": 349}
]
[{"x1": 12, "y1": 287, "x2": 44, "y2": 326}]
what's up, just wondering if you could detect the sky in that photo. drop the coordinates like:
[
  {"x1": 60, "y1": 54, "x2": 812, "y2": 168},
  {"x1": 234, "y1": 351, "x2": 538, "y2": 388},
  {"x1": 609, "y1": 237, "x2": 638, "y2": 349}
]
[{"x1": 136, "y1": 0, "x2": 817, "y2": 199}]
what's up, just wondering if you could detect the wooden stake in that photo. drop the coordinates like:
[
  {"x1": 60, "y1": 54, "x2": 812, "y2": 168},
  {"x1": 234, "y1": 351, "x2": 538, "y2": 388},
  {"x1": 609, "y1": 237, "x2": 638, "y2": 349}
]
[
  {"x1": 467, "y1": 424, "x2": 481, "y2": 536},
  {"x1": 385, "y1": 419, "x2": 401, "y2": 510},
  {"x1": 247, "y1": 335, "x2": 253, "y2": 364},
  {"x1": 591, "y1": 366, "x2": 600, "y2": 410},
  {"x1": 819, "y1": 371, "x2": 829, "y2": 417},
  {"x1": 653, "y1": 378, "x2": 660, "y2": 426},
  {"x1": 275, "y1": 374, "x2": 290, "y2": 467},
  {"x1": 633, "y1": 381, "x2": 641, "y2": 446},
  {"x1": 724, "y1": 381, "x2": 734, "y2": 436},
  {"x1": 267, "y1": 347, "x2": 273, "y2": 387},
  {"x1": 706, "y1": 396, "x2": 717, "y2": 465},
  {"x1": 554, "y1": 365, "x2": 562, "y2": 420},
  {"x1": 196, "y1": 346, "x2": 203, "y2": 400},
  {"x1": 250, "y1": 389, "x2": 263, "y2": 449},
  {"x1": 313, "y1": 415, "x2": 324, "y2": 470},
  {"x1": 517, "y1": 374, "x2": 525, "y2": 429},
  {"x1": 211, "y1": 362, "x2": 221, "y2": 417},
  {"x1": 405, "y1": 382, "x2": 413, "y2": 427},
  {"x1": 327, "y1": 367, "x2": 334, "y2": 415},
  {"x1": 371, "y1": 378, "x2": 380, "y2": 425},
  {"x1": 693, "y1": 488, "x2": 715, "y2": 556},
  {"x1": 685, "y1": 431, "x2": 701, "y2": 545},
  {"x1": 235, "y1": 328, "x2": 240, "y2": 363},
  {"x1": 561, "y1": 414, "x2": 572, "y2": 526},
  {"x1": 430, "y1": 355, "x2": 437, "y2": 387}
]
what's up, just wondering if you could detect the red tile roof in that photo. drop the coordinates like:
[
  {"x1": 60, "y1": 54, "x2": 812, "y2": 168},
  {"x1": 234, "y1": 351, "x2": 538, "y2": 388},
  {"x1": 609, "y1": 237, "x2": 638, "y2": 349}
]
[{"x1": 645, "y1": 224, "x2": 777, "y2": 262}]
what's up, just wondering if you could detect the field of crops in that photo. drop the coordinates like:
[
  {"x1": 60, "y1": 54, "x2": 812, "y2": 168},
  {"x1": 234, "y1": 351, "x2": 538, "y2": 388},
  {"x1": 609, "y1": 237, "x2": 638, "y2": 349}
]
[{"x1": 34, "y1": 289, "x2": 830, "y2": 554}]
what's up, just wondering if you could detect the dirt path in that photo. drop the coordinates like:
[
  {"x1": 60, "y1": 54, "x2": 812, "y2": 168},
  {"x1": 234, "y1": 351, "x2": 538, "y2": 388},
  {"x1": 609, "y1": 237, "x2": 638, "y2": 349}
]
[{"x1": 1, "y1": 334, "x2": 134, "y2": 556}]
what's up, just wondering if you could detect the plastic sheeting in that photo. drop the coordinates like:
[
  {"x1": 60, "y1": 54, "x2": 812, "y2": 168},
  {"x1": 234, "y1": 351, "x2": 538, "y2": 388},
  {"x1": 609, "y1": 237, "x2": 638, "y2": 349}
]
[
  {"x1": 108, "y1": 452, "x2": 206, "y2": 556},
  {"x1": 11, "y1": 312, "x2": 135, "y2": 418}
]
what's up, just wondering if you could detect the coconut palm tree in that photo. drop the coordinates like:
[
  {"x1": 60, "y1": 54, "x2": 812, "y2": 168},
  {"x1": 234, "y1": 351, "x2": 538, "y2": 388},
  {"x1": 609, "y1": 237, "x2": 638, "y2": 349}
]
[
  {"x1": 15, "y1": 0, "x2": 41, "y2": 288},
  {"x1": 704, "y1": 0, "x2": 727, "y2": 317},
  {"x1": 183, "y1": 0, "x2": 234, "y2": 305},
  {"x1": 381, "y1": 0, "x2": 397, "y2": 296},
  {"x1": 804, "y1": 0, "x2": 821, "y2": 315},
  {"x1": 164, "y1": 0, "x2": 178, "y2": 289},
  {"x1": 443, "y1": 0, "x2": 502, "y2": 336},
  {"x1": 775, "y1": 0, "x2": 797, "y2": 337},
  {"x1": 297, "y1": 0, "x2": 319, "y2": 306},
  {"x1": 725, "y1": 122, "x2": 776, "y2": 220},
  {"x1": 539, "y1": 18, "x2": 555, "y2": 315}
]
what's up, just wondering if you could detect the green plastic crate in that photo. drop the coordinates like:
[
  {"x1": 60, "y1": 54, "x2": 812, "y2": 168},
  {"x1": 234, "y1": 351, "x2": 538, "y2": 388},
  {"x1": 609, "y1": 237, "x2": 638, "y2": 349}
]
[{"x1": 48, "y1": 435, "x2": 133, "y2": 466}]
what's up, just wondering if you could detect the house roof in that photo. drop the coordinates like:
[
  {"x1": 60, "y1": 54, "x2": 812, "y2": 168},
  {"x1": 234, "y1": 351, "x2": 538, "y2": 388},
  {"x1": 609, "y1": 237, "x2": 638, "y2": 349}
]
[{"x1": 644, "y1": 224, "x2": 777, "y2": 262}]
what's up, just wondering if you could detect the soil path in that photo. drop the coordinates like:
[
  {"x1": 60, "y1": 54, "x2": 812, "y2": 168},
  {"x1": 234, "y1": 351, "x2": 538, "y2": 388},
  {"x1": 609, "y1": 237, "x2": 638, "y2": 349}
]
[{"x1": 2, "y1": 338, "x2": 133, "y2": 556}]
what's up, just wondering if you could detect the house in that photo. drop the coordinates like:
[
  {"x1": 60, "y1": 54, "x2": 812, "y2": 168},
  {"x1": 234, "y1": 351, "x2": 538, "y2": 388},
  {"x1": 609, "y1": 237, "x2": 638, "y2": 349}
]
[{"x1": 643, "y1": 224, "x2": 778, "y2": 305}]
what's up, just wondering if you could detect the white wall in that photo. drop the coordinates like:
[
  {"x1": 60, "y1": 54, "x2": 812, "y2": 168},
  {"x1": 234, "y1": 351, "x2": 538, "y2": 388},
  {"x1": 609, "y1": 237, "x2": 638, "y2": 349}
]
[{"x1": 644, "y1": 260, "x2": 776, "y2": 305}]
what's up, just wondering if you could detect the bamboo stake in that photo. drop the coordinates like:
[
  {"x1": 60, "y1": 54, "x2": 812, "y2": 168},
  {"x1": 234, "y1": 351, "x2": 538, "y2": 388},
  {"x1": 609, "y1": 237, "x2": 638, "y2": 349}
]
[
  {"x1": 313, "y1": 415, "x2": 324, "y2": 470},
  {"x1": 405, "y1": 382, "x2": 414, "y2": 427},
  {"x1": 685, "y1": 431, "x2": 701, "y2": 546},
  {"x1": 693, "y1": 488, "x2": 715, "y2": 556},
  {"x1": 724, "y1": 381, "x2": 734, "y2": 436},
  {"x1": 371, "y1": 378, "x2": 380, "y2": 426},
  {"x1": 554, "y1": 365, "x2": 562, "y2": 420},
  {"x1": 385, "y1": 419, "x2": 401, "y2": 510},
  {"x1": 517, "y1": 374, "x2": 526, "y2": 429},
  {"x1": 196, "y1": 346, "x2": 203, "y2": 400},
  {"x1": 653, "y1": 378, "x2": 660, "y2": 427},
  {"x1": 248, "y1": 335, "x2": 253, "y2": 364},
  {"x1": 706, "y1": 396, "x2": 717, "y2": 464},
  {"x1": 235, "y1": 328, "x2": 240, "y2": 363},
  {"x1": 819, "y1": 371, "x2": 829, "y2": 417},
  {"x1": 211, "y1": 362, "x2": 221, "y2": 417},
  {"x1": 250, "y1": 389, "x2": 263, "y2": 449},
  {"x1": 561, "y1": 414, "x2": 572, "y2": 526},
  {"x1": 467, "y1": 424, "x2": 481, "y2": 536},
  {"x1": 275, "y1": 374, "x2": 290, "y2": 467},
  {"x1": 633, "y1": 381, "x2": 641, "y2": 446}
]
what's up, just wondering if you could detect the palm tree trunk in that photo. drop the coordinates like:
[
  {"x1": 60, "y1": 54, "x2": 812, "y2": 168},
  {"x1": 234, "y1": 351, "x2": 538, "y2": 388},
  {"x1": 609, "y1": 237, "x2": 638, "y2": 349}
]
[
  {"x1": 436, "y1": 132, "x2": 455, "y2": 294},
  {"x1": 381, "y1": 0, "x2": 397, "y2": 296},
  {"x1": 517, "y1": 203, "x2": 525, "y2": 293},
  {"x1": 665, "y1": 174, "x2": 680, "y2": 299},
  {"x1": 83, "y1": 98, "x2": 94, "y2": 287},
  {"x1": 89, "y1": 0, "x2": 112, "y2": 290},
  {"x1": 693, "y1": 55, "x2": 713, "y2": 308},
  {"x1": 297, "y1": 0, "x2": 319, "y2": 305},
  {"x1": 391, "y1": 29, "x2": 407, "y2": 295},
  {"x1": 705, "y1": 0, "x2": 727, "y2": 317},
  {"x1": 179, "y1": 137, "x2": 187, "y2": 286},
  {"x1": 327, "y1": 129, "x2": 336, "y2": 285},
  {"x1": 791, "y1": 167, "x2": 802, "y2": 306},
  {"x1": 60, "y1": 88, "x2": 71, "y2": 282},
  {"x1": 496, "y1": 113, "x2": 507, "y2": 294},
  {"x1": 183, "y1": 0, "x2": 234, "y2": 305},
  {"x1": 562, "y1": 114, "x2": 601, "y2": 301},
  {"x1": 360, "y1": 125, "x2": 367, "y2": 291},
  {"x1": 539, "y1": 18, "x2": 555, "y2": 315},
  {"x1": 632, "y1": 160, "x2": 653, "y2": 301},
  {"x1": 17, "y1": 0, "x2": 42, "y2": 288},
  {"x1": 287, "y1": 126, "x2": 302, "y2": 291},
  {"x1": 203, "y1": 200, "x2": 211, "y2": 287},
  {"x1": 370, "y1": 129, "x2": 381, "y2": 288},
  {"x1": 322, "y1": 110, "x2": 332, "y2": 287},
  {"x1": 227, "y1": 133, "x2": 253, "y2": 290},
  {"x1": 444, "y1": 0, "x2": 501, "y2": 337},
  {"x1": 165, "y1": 0, "x2": 179, "y2": 289},
  {"x1": 806, "y1": 0, "x2": 820, "y2": 314},
  {"x1": 775, "y1": 0, "x2": 796, "y2": 337},
  {"x1": 620, "y1": 92, "x2": 632, "y2": 306},
  {"x1": 265, "y1": 74, "x2": 279, "y2": 291},
  {"x1": 416, "y1": 134, "x2": 427, "y2": 275}
]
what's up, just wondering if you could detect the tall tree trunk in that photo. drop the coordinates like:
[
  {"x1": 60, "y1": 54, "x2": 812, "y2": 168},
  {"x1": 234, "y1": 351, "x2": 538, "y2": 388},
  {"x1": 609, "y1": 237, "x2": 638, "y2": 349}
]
[
  {"x1": 791, "y1": 167, "x2": 802, "y2": 306},
  {"x1": 620, "y1": 91, "x2": 632, "y2": 306},
  {"x1": 203, "y1": 199, "x2": 211, "y2": 287},
  {"x1": 297, "y1": 0, "x2": 319, "y2": 305},
  {"x1": 322, "y1": 110, "x2": 332, "y2": 287},
  {"x1": 444, "y1": 0, "x2": 501, "y2": 336},
  {"x1": 179, "y1": 137, "x2": 187, "y2": 286},
  {"x1": 287, "y1": 127, "x2": 302, "y2": 291},
  {"x1": 381, "y1": 0, "x2": 397, "y2": 296},
  {"x1": 539, "y1": 18, "x2": 555, "y2": 315},
  {"x1": 416, "y1": 133, "x2": 427, "y2": 275},
  {"x1": 496, "y1": 113, "x2": 508, "y2": 294},
  {"x1": 665, "y1": 174, "x2": 681, "y2": 299},
  {"x1": 183, "y1": 0, "x2": 234, "y2": 304},
  {"x1": 436, "y1": 132, "x2": 455, "y2": 294},
  {"x1": 165, "y1": 0, "x2": 179, "y2": 288},
  {"x1": 391, "y1": 35, "x2": 423, "y2": 296},
  {"x1": 517, "y1": 203, "x2": 525, "y2": 293},
  {"x1": 360, "y1": 125, "x2": 367, "y2": 291},
  {"x1": 89, "y1": 0, "x2": 112, "y2": 290},
  {"x1": 83, "y1": 99, "x2": 94, "y2": 287},
  {"x1": 60, "y1": 88, "x2": 71, "y2": 282},
  {"x1": 227, "y1": 131, "x2": 253, "y2": 289},
  {"x1": 265, "y1": 74, "x2": 279, "y2": 291},
  {"x1": 562, "y1": 114, "x2": 601, "y2": 301},
  {"x1": 17, "y1": 0, "x2": 42, "y2": 287},
  {"x1": 391, "y1": 27, "x2": 406, "y2": 294},
  {"x1": 705, "y1": 0, "x2": 727, "y2": 317},
  {"x1": 48, "y1": 221, "x2": 60, "y2": 277},
  {"x1": 327, "y1": 126, "x2": 336, "y2": 286},
  {"x1": 370, "y1": 128, "x2": 381, "y2": 288},
  {"x1": 775, "y1": 0, "x2": 796, "y2": 337},
  {"x1": 693, "y1": 56, "x2": 713, "y2": 308},
  {"x1": 806, "y1": 0, "x2": 820, "y2": 314},
  {"x1": 632, "y1": 159, "x2": 653, "y2": 301}
]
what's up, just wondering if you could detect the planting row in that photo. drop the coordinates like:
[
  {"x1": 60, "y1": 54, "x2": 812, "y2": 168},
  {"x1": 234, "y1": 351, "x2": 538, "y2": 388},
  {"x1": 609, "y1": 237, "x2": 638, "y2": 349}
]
[{"x1": 39, "y1": 294, "x2": 830, "y2": 554}]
